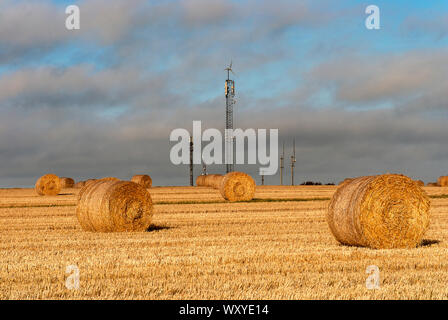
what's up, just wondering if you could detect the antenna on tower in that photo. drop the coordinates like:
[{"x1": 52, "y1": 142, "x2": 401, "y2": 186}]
[
  {"x1": 291, "y1": 139, "x2": 296, "y2": 186},
  {"x1": 280, "y1": 141, "x2": 284, "y2": 185},
  {"x1": 224, "y1": 60, "x2": 236, "y2": 173}
]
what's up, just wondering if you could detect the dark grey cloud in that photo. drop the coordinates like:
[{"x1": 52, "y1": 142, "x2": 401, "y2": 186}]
[{"x1": 1, "y1": 1, "x2": 447, "y2": 187}]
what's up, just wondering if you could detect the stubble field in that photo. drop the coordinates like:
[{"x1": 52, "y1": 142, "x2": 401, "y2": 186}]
[{"x1": 1, "y1": 185, "x2": 448, "y2": 299}]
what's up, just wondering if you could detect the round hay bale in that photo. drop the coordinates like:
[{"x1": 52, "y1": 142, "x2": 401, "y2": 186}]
[
  {"x1": 415, "y1": 180, "x2": 425, "y2": 187},
  {"x1": 85, "y1": 179, "x2": 98, "y2": 188},
  {"x1": 327, "y1": 174, "x2": 430, "y2": 249},
  {"x1": 99, "y1": 177, "x2": 120, "y2": 182},
  {"x1": 339, "y1": 178, "x2": 353, "y2": 186},
  {"x1": 35, "y1": 174, "x2": 61, "y2": 196},
  {"x1": 131, "y1": 175, "x2": 152, "y2": 188},
  {"x1": 74, "y1": 181, "x2": 86, "y2": 189},
  {"x1": 219, "y1": 172, "x2": 256, "y2": 202},
  {"x1": 438, "y1": 176, "x2": 448, "y2": 187},
  {"x1": 60, "y1": 177, "x2": 75, "y2": 188},
  {"x1": 211, "y1": 175, "x2": 224, "y2": 189},
  {"x1": 203, "y1": 174, "x2": 217, "y2": 187},
  {"x1": 427, "y1": 182, "x2": 439, "y2": 187},
  {"x1": 76, "y1": 180, "x2": 153, "y2": 232},
  {"x1": 196, "y1": 175, "x2": 206, "y2": 186}
]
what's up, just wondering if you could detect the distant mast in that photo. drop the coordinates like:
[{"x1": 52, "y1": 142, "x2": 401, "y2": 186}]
[{"x1": 225, "y1": 61, "x2": 235, "y2": 173}]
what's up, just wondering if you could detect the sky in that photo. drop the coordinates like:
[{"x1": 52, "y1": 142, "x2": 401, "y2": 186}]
[{"x1": 0, "y1": 0, "x2": 447, "y2": 187}]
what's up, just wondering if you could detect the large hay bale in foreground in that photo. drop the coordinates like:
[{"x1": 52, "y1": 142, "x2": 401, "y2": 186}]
[
  {"x1": 438, "y1": 176, "x2": 448, "y2": 187},
  {"x1": 327, "y1": 174, "x2": 430, "y2": 249},
  {"x1": 60, "y1": 177, "x2": 75, "y2": 188},
  {"x1": 339, "y1": 178, "x2": 353, "y2": 185},
  {"x1": 85, "y1": 179, "x2": 98, "y2": 187},
  {"x1": 131, "y1": 175, "x2": 152, "y2": 188},
  {"x1": 76, "y1": 180, "x2": 153, "y2": 232},
  {"x1": 219, "y1": 172, "x2": 256, "y2": 202},
  {"x1": 35, "y1": 174, "x2": 61, "y2": 196}
]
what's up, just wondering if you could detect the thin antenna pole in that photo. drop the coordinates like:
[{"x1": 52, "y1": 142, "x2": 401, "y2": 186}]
[
  {"x1": 291, "y1": 138, "x2": 296, "y2": 186},
  {"x1": 189, "y1": 136, "x2": 193, "y2": 186},
  {"x1": 261, "y1": 174, "x2": 265, "y2": 186},
  {"x1": 280, "y1": 141, "x2": 284, "y2": 185}
]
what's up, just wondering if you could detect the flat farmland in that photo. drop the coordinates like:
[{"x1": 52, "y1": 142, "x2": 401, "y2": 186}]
[{"x1": 1, "y1": 186, "x2": 448, "y2": 299}]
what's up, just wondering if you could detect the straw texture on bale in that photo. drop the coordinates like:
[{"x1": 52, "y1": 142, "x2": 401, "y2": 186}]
[
  {"x1": 100, "y1": 177, "x2": 120, "y2": 182},
  {"x1": 131, "y1": 175, "x2": 152, "y2": 188},
  {"x1": 438, "y1": 176, "x2": 448, "y2": 187},
  {"x1": 339, "y1": 178, "x2": 353, "y2": 185},
  {"x1": 219, "y1": 172, "x2": 256, "y2": 202},
  {"x1": 74, "y1": 181, "x2": 86, "y2": 189},
  {"x1": 76, "y1": 180, "x2": 153, "y2": 232},
  {"x1": 84, "y1": 179, "x2": 98, "y2": 187},
  {"x1": 60, "y1": 177, "x2": 75, "y2": 188},
  {"x1": 196, "y1": 175, "x2": 206, "y2": 186},
  {"x1": 327, "y1": 174, "x2": 430, "y2": 249},
  {"x1": 35, "y1": 174, "x2": 61, "y2": 196},
  {"x1": 415, "y1": 180, "x2": 425, "y2": 187}
]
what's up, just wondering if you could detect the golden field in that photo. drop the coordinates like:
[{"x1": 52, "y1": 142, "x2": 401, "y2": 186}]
[{"x1": 1, "y1": 185, "x2": 448, "y2": 299}]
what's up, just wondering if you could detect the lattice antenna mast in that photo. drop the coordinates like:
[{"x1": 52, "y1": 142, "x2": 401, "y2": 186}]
[
  {"x1": 291, "y1": 139, "x2": 296, "y2": 186},
  {"x1": 224, "y1": 61, "x2": 236, "y2": 173},
  {"x1": 280, "y1": 141, "x2": 284, "y2": 185}
]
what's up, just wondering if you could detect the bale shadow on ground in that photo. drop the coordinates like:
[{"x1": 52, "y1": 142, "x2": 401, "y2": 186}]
[
  {"x1": 419, "y1": 239, "x2": 441, "y2": 247},
  {"x1": 146, "y1": 224, "x2": 172, "y2": 232}
]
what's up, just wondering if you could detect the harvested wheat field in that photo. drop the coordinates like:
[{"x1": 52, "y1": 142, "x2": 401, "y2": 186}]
[{"x1": 1, "y1": 185, "x2": 448, "y2": 299}]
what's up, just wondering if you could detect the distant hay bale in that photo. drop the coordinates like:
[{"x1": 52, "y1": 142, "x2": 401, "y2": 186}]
[
  {"x1": 438, "y1": 176, "x2": 448, "y2": 187},
  {"x1": 74, "y1": 181, "x2": 86, "y2": 189},
  {"x1": 131, "y1": 175, "x2": 152, "y2": 188},
  {"x1": 327, "y1": 174, "x2": 430, "y2": 249},
  {"x1": 85, "y1": 179, "x2": 97, "y2": 188},
  {"x1": 219, "y1": 172, "x2": 256, "y2": 202},
  {"x1": 99, "y1": 177, "x2": 120, "y2": 182},
  {"x1": 211, "y1": 175, "x2": 224, "y2": 189},
  {"x1": 339, "y1": 178, "x2": 353, "y2": 185},
  {"x1": 196, "y1": 175, "x2": 206, "y2": 186},
  {"x1": 76, "y1": 180, "x2": 153, "y2": 232},
  {"x1": 60, "y1": 177, "x2": 75, "y2": 188},
  {"x1": 204, "y1": 174, "x2": 220, "y2": 187},
  {"x1": 415, "y1": 180, "x2": 425, "y2": 187},
  {"x1": 427, "y1": 182, "x2": 439, "y2": 187},
  {"x1": 35, "y1": 174, "x2": 61, "y2": 196}
]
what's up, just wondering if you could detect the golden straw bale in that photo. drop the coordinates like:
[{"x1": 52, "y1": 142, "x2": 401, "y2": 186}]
[
  {"x1": 427, "y1": 182, "x2": 439, "y2": 187},
  {"x1": 415, "y1": 180, "x2": 425, "y2": 187},
  {"x1": 219, "y1": 172, "x2": 256, "y2": 202},
  {"x1": 35, "y1": 174, "x2": 61, "y2": 196},
  {"x1": 438, "y1": 176, "x2": 448, "y2": 187},
  {"x1": 196, "y1": 175, "x2": 206, "y2": 186},
  {"x1": 203, "y1": 174, "x2": 218, "y2": 187},
  {"x1": 131, "y1": 175, "x2": 152, "y2": 188},
  {"x1": 99, "y1": 177, "x2": 120, "y2": 182},
  {"x1": 74, "y1": 181, "x2": 86, "y2": 189},
  {"x1": 76, "y1": 180, "x2": 153, "y2": 232},
  {"x1": 60, "y1": 177, "x2": 75, "y2": 188},
  {"x1": 211, "y1": 175, "x2": 225, "y2": 189},
  {"x1": 339, "y1": 178, "x2": 353, "y2": 185},
  {"x1": 85, "y1": 179, "x2": 97, "y2": 188},
  {"x1": 327, "y1": 174, "x2": 430, "y2": 249}
]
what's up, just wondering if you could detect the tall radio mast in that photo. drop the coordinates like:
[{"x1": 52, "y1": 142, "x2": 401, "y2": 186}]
[{"x1": 225, "y1": 61, "x2": 235, "y2": 173}]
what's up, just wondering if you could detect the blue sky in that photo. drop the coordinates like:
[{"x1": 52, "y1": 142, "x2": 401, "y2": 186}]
[{"x1": 0, "y1": 0, "x2": 447, "y2": 186}]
